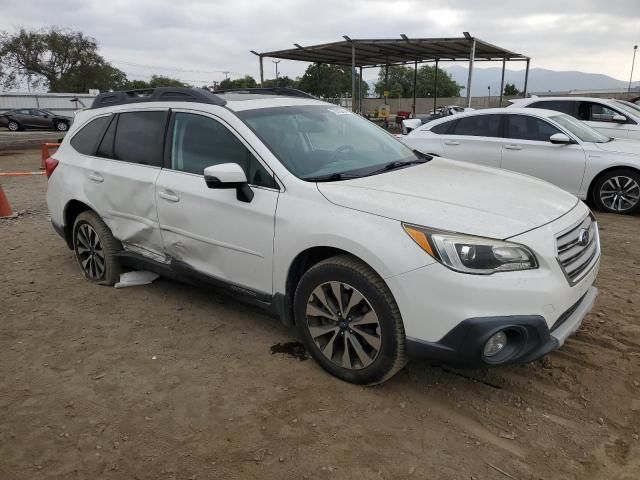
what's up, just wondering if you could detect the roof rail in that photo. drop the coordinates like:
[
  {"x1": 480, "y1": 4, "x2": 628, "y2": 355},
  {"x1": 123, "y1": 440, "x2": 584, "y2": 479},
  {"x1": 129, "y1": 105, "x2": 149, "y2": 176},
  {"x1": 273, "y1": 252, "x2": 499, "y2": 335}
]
[
  {"x1": 90, "y1": 87, "x2": 227, "y2": 109},
  {"x1": 212, "y1": 87, "x2": 316, "y2": 99}
]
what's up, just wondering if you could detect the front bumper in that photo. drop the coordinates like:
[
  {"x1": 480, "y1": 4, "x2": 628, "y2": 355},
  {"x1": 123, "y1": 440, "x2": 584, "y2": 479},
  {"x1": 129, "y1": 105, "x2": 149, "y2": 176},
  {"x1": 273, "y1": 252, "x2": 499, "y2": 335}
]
[{"x1": 405, "y1": 286, "x2": 597, "y2": 367}]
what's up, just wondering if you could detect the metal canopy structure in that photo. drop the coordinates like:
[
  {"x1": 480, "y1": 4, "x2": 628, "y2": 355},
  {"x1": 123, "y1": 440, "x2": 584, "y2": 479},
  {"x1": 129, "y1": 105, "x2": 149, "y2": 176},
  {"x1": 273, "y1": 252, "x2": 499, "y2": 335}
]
[{"x1": 253, "y1": 33, "x2": 530, "y2": 113}]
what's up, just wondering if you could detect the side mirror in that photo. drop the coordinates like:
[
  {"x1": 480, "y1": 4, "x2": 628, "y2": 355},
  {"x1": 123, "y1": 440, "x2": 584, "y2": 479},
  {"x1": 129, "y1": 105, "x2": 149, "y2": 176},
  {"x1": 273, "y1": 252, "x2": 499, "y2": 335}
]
[
  {"x1": 612, "y1": 114, "x2": 627, "y2": 123},
  {"x1": 203, "y1": 163, "x2": 254, "y2": 203},
  {"x1": 549, "y1": 133, "x2": 574, "y2": 144}
]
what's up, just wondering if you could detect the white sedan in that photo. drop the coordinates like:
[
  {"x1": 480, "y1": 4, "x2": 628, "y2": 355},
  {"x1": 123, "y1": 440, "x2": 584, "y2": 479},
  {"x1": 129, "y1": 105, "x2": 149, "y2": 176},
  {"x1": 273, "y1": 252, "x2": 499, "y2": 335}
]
[
  {"x1": 509, "y1": 97, "x2": 640, "y2": 141},
  {"x1": 401, "y1": 107, "x2": 640, "y2": 214}
]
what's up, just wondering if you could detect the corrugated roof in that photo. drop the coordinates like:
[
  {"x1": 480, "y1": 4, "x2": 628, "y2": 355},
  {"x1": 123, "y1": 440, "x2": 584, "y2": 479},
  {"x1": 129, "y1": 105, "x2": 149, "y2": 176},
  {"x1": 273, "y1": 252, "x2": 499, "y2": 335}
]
[{"x1": 258, "y1": 35, "x2": 527, "y2": 67}]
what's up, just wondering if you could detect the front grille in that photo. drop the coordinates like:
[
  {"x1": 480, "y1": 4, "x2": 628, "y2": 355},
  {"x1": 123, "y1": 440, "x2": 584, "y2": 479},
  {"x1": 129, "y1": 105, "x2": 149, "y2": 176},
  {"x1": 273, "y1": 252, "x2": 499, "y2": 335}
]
[{"x1": 556, "y1": 214, "x2": 599, "y2": 285}]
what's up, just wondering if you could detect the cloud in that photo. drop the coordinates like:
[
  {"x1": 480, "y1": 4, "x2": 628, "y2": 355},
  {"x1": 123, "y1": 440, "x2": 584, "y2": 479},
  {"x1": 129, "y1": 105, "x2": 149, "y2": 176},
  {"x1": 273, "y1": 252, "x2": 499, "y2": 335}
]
[{"x1": 0, "y1": 0, "x2": 638, "y2": 85}]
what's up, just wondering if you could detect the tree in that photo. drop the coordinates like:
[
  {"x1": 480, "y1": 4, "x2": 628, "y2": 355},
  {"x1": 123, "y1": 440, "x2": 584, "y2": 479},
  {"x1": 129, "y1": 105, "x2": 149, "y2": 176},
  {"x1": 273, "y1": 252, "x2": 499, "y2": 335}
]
[
  {"x1": 297, "y1": 64, "x2": 367, "y2": 98},
  {"x1": 0, "y1": 27, "x2": 126, "y2": 92},
  {"x1": 374, "y1": 65, "x2": 461, "y2": 98},
  {"x1": 218, "y1": 75, "x2": 257, "y2": 89},
  {"x1": 503, "y1": 83, "x2": 520, "y2": 96},
  {"x1": 121, "y1": 75, "x2": 189, "y2": 90},
  {"x1": 262, "y1": 75, "x2": 298, "y2": 89}
]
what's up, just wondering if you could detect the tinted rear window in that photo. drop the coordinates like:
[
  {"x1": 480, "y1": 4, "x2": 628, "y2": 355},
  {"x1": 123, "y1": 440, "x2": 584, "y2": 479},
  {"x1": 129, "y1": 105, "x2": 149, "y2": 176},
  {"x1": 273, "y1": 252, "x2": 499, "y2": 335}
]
[
  {"x1": 70, "y1": 116, "x2": 111, "y2": 155},
  {"x1": 528, "y1": 100, "x2": 575, "y2": 115},
  {"x1": 450, "y1": 114, "x2": 502, "y2": 137},
  {"x1": 430, "y1": 121, "x2": 454, "y2": 134},
  {"x1": 96, "y1": 115, "x2": 117, "y2": 158},
  {"x1": 113, "y1": 111, "x2": 166, "y2": 166}
]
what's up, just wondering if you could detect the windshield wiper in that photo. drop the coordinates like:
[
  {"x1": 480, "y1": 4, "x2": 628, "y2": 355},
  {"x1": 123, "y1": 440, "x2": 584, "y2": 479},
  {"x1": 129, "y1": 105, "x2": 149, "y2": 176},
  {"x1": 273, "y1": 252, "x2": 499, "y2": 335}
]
[
  {"x1": 365, "y1": 156, "x2": 430, "y2": 177},
  {"x1": 304, "y1": 172, "x2": 361, "y2": 182}
]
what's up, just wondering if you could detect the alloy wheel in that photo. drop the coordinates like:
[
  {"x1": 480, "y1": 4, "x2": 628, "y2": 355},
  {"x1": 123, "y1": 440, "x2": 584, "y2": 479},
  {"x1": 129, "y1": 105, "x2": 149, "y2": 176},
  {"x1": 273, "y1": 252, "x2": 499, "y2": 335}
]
[
  {"x1": 8, "y1": 122, "x2": 18, "y2": 131},
  {"x1": 305, "y1": 281, "x2": 381, "y2": 370},
  {"x1": 56, "y1": 122, "x2": 68, "y2": 131},
  {"x1": 599, "y1": 176, "x2": 640, "y2": 212},
  {"x1": 76, "y1": 223, "x2": 106, "y2": 280}
]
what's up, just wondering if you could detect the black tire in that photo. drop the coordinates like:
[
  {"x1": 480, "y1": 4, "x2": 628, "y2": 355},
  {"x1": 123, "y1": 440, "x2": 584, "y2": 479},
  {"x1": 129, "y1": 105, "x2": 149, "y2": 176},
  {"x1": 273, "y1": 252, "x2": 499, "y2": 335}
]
[
  {"x1": 592, "y1": 168, "x2": 640, "y2": 214},
  {"x1": 293, "y1": 254, "x2": 407, "y2": 385},
  {"x1": 72, "y1": 211, "x2": 122, "y2": 285},
  {"x1": 55, "y1": 121, "x2": 68, "y2": 132},
  {"x1": 7, "y1": 120, "x2": 20, "y2": 132}
]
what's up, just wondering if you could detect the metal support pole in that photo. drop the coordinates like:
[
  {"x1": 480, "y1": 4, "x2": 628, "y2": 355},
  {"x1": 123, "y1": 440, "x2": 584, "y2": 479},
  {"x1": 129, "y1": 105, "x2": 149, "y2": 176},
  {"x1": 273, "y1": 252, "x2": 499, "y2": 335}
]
[
  {"x1": 351, "y1": 41, "x2": 356, "y2": 112},
  {"x1": 385, "y1": 61, "x2": 389, "y2": 99},
  {"x1": 412, "y1": 60, "x2": 418, "y2": 117},
  {"x1": 466, "y1": 39, "x2": 476, "y2": 108},
  {"x1": 359, "y1": 66, "x2": 363, "y2": 114},
  {"x1": 316, "y1": 62, "x2": 321, "y2": 97},
  {"x1": 272, "y1": 60, "x2": 280, "y2": 87},
  {"x1": 499, "y1": 56, "x2": 506, "y2": 107},
  {"x1": 523, "y1": 58, "x2": 530, "y2": 98},
  {"x1": 629, "y1": 46, "x2": 638, "y2": 95},
  {"x1": 433, "y1": 59, "x2": 439, "y2": 113},
  {"x1": 259, "y1": 56, "x2": 264, "y2": 87}
]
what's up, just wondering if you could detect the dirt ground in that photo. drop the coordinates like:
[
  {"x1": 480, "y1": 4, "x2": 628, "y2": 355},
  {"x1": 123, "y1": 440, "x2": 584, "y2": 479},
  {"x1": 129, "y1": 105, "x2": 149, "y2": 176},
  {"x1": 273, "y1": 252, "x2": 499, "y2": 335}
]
[{"x1": 1, "y1": 149, "x2": 639, "y2": 480}]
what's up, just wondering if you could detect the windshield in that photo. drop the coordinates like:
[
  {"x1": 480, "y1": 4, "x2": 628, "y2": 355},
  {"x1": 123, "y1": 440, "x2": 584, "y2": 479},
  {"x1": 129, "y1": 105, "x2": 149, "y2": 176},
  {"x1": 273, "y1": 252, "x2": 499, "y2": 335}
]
[
  {"x1": 237, "y1": 105, "x2": 425, "y2": 180},
  {"x1": 550, "y1": 114, "x2": 610, "y2": 143},
  {"x1": 614, "y1": 100, "x2": 640, "y2": 116}
]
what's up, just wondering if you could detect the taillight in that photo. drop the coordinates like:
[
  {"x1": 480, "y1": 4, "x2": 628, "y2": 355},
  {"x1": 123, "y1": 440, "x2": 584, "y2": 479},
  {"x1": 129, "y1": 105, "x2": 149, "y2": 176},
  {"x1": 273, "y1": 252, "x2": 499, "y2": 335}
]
[{"x1": 44, "y1": 157, "x2": 59, "y2": 178}]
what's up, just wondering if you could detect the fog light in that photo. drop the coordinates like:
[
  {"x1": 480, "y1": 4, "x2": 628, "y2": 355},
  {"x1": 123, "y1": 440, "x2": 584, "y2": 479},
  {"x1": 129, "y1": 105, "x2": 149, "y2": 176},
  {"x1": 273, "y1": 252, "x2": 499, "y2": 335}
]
[{"x1": 483, "y1": 331, "x2": 507, "y2": 357}]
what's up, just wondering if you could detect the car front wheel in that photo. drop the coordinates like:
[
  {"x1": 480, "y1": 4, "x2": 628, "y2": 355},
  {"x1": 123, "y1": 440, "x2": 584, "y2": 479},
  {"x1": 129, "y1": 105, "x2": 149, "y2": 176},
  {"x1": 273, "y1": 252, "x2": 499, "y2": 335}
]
[
  {"x1": 55, "y1": 122, "x2": 68, "y2": 132},
  {"x1": 294, "y1": 254, "x2": 407, "y2": 385},
  {"x1": 593, "y1": 169, "x2": 640, "y2": 214},
  {"x1": 7, "y1": 120, "x2": 20, "y2": 132},
  {"x1": 73, "y1": 211, "x2": 122, "y2": 285}
]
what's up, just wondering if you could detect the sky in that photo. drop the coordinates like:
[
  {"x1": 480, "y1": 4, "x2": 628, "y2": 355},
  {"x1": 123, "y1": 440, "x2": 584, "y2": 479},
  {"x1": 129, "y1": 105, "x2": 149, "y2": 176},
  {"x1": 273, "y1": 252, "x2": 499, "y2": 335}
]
[{"x1": 0, "y1": 0, "x2": 639, "y2": 86}]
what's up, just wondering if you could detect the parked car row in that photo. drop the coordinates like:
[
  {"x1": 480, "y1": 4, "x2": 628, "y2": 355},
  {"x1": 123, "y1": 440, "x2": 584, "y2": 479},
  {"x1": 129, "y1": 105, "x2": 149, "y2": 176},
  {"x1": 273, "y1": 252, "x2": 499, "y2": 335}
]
[
  {"x1": 0, "y1": 108, "x2": 73, "y2": 132},
  {"x1": 401, "y1": 105, "x2": 475, "y2": 134},
  {"x1": 45, "y1": 87, "x2": 600, "y2": 385},
  {"x1": 401, "y1": 107, "x2": 640, "y2": 214}
]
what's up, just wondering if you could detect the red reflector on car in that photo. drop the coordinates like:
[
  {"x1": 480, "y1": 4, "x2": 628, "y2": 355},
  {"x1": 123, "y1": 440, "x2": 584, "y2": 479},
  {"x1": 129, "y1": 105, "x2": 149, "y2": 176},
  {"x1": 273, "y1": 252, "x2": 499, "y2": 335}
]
[{"x1": 44, "y1": 157, "x2": 59, "y2": 178}]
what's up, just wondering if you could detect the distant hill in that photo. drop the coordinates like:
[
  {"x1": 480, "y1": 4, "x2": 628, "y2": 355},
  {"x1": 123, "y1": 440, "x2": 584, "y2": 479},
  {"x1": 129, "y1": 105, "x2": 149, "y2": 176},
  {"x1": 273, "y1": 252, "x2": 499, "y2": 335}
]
[{"x1": 444, "y1": 66, "x2": 640, "y2": 96}]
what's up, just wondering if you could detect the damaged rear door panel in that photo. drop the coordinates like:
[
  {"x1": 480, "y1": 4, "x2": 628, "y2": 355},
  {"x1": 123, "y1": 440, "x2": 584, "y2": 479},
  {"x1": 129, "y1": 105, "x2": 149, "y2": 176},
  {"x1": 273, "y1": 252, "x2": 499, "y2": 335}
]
[{"x1": 83, "y1": 110, "x2": 168, "y2": 261}]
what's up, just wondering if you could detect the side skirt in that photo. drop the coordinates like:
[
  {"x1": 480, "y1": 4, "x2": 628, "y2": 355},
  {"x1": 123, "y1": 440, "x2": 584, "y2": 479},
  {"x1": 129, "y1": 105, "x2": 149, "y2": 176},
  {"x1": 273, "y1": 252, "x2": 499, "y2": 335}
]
[{"x1": 115, "y1": 251, "x2": 282, "y2": 318}]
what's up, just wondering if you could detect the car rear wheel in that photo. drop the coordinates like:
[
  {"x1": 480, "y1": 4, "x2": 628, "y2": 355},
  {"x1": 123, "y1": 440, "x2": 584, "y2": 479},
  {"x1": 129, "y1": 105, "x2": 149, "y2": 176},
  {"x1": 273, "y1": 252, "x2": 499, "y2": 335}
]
[
  {"x1": 7, "y1": 121, "x2": 20, "y2": 132},
  {"x1": 294, "y1": 254, "x2": 407, "y2": 385},
  {"x1": 73, "y1": 211, "x2": 122, "y2": 285},
  {"x1": 593, "y1": 169, "x2": 640, "y2": 214}
]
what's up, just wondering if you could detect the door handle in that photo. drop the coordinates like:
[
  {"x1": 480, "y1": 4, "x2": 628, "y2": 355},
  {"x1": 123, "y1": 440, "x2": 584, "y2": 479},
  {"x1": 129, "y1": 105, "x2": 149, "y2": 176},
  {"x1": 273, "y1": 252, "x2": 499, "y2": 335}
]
[
  {"x1": 444, "y1": 140, "x2": 460, "y2": 146},
  {"x1": 158, "y1": 190, "x2": 180, "y2": 203},
  {"x1": 88, "y1": 173, "x2": 104, "y2": 183},
  {"x1": 504, "y1": 144, "x2": 523, "y2": 150}
]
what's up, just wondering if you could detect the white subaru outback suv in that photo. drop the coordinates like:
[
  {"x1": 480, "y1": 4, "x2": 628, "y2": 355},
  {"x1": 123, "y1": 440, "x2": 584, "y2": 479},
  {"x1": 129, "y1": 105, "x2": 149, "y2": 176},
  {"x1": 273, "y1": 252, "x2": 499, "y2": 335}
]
[{"x1": 45, "y1": 87, "x2": 600, "y2": 384}]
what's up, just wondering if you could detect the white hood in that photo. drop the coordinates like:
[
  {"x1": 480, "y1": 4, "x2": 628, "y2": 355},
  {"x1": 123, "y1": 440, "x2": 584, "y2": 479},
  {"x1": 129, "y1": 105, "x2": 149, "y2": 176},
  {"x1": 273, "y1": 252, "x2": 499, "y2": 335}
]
[
  {"x1": 317, "y1": 158, "x2": 578, "y2": 239},
  {"x1": 594, "y1": 138, "x2": 640, "y2": 156}
]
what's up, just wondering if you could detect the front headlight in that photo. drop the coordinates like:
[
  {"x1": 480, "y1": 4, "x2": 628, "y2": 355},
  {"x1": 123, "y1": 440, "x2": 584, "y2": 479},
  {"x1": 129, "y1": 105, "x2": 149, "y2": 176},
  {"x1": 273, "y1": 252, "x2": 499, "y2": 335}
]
[{"x1": 402, "y1": 223, "x2": 538, "y2": 274}]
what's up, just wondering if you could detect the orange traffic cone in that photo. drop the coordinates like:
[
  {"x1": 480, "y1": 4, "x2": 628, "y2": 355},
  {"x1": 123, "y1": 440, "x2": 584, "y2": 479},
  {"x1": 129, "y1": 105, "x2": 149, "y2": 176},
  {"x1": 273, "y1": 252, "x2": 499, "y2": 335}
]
[{"x1": 0, "y1": 183, "x2": 14, "y2": 218}]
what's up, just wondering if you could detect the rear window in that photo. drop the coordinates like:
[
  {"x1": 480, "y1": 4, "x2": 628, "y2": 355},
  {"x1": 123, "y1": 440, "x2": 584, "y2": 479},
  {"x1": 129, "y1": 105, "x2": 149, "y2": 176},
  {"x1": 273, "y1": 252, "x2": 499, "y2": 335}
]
[
  {"x1": 113, "y1": 111, "x2": 166, "y2": 167},
  {"x1": 528, "y1": 100, "x2": 575, "y2": 115},
  {"x1": 430, "y1": 121, "x2": 454, "y2": 134},
  {"x1": 70, "y1": 116, "x2": 111, "y2": 155},
  {"x1": 96, "y1": 115, "x2": 117, "y2": 158},
  {"x1": 449, "y1": 114, "x2": 502, "y2": 137}
]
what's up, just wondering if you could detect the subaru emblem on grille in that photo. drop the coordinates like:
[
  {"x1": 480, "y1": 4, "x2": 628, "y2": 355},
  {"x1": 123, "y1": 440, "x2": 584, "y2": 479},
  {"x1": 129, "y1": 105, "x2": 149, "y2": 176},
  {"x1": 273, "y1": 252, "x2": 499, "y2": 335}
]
[{"x1": 577, "y1": 228, "x2": 590, "y2": 247}]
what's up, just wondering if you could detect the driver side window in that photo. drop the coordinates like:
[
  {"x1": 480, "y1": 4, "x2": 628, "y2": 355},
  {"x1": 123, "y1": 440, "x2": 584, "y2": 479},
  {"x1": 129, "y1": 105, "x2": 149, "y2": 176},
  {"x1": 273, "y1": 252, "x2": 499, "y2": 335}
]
[
  {"x1": 578, "y1": 102, "x2": 624, "y2": 123},
  {"x1": 506, "y1": 115, "x2": 561, "y2": 142},
  {"x1": 171, "y1": 113, "x2": 277, "y2": 189}
]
